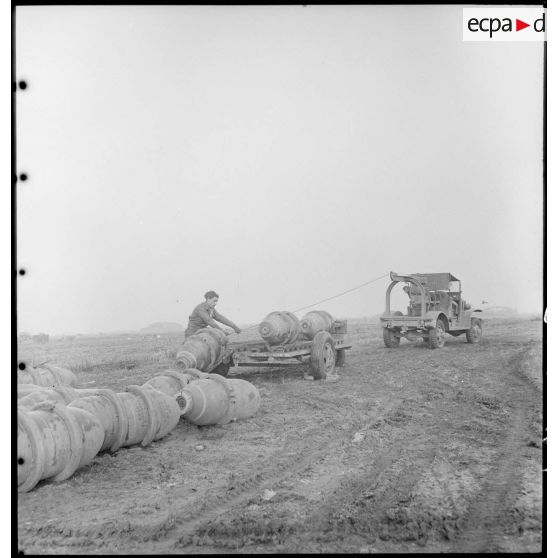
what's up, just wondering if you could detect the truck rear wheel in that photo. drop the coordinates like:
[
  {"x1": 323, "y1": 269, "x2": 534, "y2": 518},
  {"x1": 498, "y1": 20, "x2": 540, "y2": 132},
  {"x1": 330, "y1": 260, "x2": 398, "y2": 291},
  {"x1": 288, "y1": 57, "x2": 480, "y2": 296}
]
[
  {"x1": 383, "y1": 328, "x2": 400, "y2": 348},
  {"x1": 310, "y1": 331, "x2": 336, "y2": 379},
  {"x1": 466, "y1": 319, "x2": 482, "y2": 344},
  {"x1": 428, "y1": 320, "x2": 446, "y2": 349}
]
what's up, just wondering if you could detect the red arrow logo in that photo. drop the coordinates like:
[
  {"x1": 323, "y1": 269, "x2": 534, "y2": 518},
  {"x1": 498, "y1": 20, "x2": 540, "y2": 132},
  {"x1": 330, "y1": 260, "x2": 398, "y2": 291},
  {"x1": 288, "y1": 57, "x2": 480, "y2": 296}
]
[{"x1": 516, "y1": 19, "x2": 530, "y2": 31}]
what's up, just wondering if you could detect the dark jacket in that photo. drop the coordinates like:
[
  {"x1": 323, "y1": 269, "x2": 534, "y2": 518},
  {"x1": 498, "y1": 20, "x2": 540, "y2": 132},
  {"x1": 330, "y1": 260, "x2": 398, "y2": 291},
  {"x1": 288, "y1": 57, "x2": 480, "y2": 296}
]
[{"x1": 184, "y1": 301, "x2": 237, "y2": 337}]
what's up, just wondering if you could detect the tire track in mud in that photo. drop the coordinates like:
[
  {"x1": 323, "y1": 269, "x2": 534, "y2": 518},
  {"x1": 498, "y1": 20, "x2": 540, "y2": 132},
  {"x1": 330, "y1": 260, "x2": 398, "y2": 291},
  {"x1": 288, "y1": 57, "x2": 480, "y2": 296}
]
[
  {"x1": 278, "y1": 343, "x2": 542, "y2": 551},
  {"x1": 280, "y1": 392, "x2": 466, "y2": 550},
  {"x1": 450, "y1": 346, "x2": 542, "y2": 553},
  {"x1": 170, "y1": 394, "x2": 442, "y2": 552},
  {"x1": 164, "y1": 394, "x2": 410, "y2": 550}
]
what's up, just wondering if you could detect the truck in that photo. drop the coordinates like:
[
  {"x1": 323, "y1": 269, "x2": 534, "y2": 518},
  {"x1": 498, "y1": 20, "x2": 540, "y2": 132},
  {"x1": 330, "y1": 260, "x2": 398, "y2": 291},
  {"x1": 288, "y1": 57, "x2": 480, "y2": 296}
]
[{"x1": 380, "y1": 271, "x2": 483, "y2": 349}]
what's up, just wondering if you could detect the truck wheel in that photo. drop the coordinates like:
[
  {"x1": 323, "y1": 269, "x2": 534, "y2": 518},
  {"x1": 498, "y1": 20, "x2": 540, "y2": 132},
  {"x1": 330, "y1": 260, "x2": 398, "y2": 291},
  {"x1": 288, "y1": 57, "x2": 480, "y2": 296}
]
[
  {"x1": 428, "y1": 320, "x2": 446, "y2": 349},
  {"x1": 212, "y1": 361, "x2": 231, "y2": 377},
  {"x1": 335, "y1": 349, "x2": 346, "y2": 367},
  {"x1": 383, "y1": 328, "x2": 400, "y2": 348},
  {"x1": 466, "y1": 319, "x2": 482, "y2": 344},
  {"x1": 310, "y1": 331, "x2": 336, "y2": 379}
]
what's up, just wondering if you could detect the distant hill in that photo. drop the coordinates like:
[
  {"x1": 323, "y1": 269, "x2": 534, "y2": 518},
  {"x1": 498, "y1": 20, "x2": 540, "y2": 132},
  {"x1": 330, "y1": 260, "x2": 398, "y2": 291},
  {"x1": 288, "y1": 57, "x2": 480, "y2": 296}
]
[{"x1": 140, "y1": 322, "x2": 184, "y2": 334}]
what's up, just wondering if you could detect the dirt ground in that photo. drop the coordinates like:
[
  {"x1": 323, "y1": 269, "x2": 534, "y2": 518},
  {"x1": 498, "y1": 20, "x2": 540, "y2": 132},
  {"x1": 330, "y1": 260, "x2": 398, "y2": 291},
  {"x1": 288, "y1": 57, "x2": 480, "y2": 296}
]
[{"x1": 17, "y1": 316, "x2": 544, "y2": 554}]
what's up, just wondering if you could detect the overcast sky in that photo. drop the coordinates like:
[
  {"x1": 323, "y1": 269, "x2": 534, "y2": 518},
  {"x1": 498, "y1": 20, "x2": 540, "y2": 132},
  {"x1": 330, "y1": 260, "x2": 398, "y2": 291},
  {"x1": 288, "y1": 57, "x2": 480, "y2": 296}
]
[{"x1": 15, "y1": 5, "x2": 544, "y2": 335}]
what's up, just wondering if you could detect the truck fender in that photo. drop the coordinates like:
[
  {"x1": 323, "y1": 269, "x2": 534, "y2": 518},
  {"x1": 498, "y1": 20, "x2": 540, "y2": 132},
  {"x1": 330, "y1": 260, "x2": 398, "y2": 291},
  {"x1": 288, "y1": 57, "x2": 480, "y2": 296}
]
[
  {"x1": 424, "y1": 312, "x2": 449, "y2": 330},
  {"x1": 471, "y1": 309, "x2": 483, "y2": 323}
]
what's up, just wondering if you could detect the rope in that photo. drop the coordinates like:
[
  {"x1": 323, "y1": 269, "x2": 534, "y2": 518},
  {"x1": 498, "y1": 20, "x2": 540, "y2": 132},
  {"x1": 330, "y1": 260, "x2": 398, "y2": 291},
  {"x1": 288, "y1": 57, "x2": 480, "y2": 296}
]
[
  {"x1": 290, "y1": 273, "x2": 389, "y2": 313},
  {"x1": 238, "y1": 272, "x2": 389, "y2": 332}
]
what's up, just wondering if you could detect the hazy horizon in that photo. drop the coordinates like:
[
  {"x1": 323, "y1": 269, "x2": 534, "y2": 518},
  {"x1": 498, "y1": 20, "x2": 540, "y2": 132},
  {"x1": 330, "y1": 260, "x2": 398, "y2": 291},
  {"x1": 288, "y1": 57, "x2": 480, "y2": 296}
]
[
  {"x1": 18, "y1": 303, "x2": 535, "y2": 337},
  {"x1": 16, "y1": 5, "x2": 544, "y2": 337}
]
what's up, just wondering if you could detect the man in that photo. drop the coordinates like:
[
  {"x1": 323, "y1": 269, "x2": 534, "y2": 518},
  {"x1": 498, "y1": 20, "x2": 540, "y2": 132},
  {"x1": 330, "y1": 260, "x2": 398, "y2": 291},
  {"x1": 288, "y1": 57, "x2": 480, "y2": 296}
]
[{"x1": 183, "y1": 291, "x2": 242, "y2": 339}]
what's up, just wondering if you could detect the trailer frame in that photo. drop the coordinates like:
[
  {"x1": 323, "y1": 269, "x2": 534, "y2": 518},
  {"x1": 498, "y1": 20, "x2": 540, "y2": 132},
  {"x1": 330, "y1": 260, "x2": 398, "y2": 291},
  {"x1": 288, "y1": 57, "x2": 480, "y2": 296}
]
[{"x1": 213, "y1": 320, "x2": 352, "y2": 379}]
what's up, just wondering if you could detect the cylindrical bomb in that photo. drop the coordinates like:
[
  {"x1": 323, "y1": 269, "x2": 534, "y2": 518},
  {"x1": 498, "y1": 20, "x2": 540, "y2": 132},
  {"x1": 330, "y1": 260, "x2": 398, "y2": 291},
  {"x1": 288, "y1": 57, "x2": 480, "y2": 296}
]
[
  {"x1": 17, "y1": 403, "x2": 105, "y2": 493},
  {"x1": 258, "y1": 311, "x2": 300, "y2": 345},
  {"x1": 72, "y1": 385, "x2": 181, "y2": 451},
  {"x1": 176, "y1": 373, "x2": 261, "y2": 426},
  {"x1": 300, "y1": 310, "x2": 335, "y2": 339},
  {"x1": 115, "y1": 385, "x2": 181, "y2": 448},
  {"x1": 143, "y1": 369, "x2": 198, "y2": 398},
  {"x1": 17, "y1": 364, "x2": 77, "y2": 388},
  {"x1": 17, "y1": 384, "x2": 46, "y2": 399},
  {"x1": 68, "y1": 389, "x2": 129, "y2": 452},
  {"x1": 176, "y1": 328, "x2": 228, "y2": 371},
  {"x1": 18, "y1": 385, "x2": 81, "y2": 409}
]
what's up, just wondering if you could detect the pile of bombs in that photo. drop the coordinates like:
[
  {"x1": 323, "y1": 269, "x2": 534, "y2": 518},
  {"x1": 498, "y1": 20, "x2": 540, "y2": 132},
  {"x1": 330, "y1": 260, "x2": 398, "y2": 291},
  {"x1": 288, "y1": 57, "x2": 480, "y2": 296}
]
[{"x1": 17, "y1": 339, "x2": 261, "y2": 493}]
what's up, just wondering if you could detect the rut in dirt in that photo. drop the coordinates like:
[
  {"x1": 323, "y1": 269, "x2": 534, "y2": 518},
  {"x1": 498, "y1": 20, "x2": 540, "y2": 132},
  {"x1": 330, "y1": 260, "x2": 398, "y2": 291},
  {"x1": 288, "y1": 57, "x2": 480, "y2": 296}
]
[
  {"x1": 274, "y1": 343, "x2": 542, "y2": 552},
  {"x1": 169, "y1": 395, "x2": 410, "y2": 549},
  {"x1": 450, "y1": 346, "x2": 543, "y2": 553}
]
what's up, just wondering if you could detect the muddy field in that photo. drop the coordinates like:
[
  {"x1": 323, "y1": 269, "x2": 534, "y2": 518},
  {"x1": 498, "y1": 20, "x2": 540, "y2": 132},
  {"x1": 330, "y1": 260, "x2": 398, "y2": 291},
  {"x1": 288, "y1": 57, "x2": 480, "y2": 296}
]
[{"x1": 17, "y1": 316, "x2": 544, "y2": 554}]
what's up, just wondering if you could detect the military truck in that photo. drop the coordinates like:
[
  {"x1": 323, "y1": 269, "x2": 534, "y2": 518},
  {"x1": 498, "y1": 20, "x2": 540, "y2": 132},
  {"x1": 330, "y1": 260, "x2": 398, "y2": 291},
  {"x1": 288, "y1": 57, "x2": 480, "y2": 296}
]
[{"x1": 380, "y1": 272, "x2": 483, "y2": 349}]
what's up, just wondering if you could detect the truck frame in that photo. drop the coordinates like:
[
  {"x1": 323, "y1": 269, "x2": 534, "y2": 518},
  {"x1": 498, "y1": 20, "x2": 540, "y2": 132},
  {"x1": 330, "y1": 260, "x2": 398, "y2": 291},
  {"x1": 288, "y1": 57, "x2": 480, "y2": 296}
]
[{"x1": 380, "y1": 271, "x2": 483, "y2": 349}]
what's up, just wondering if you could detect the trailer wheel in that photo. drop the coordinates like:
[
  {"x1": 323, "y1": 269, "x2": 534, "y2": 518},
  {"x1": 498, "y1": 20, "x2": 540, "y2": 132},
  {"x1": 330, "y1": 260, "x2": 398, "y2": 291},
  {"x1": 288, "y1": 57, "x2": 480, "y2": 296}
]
[
  {"x1": 428, "y1": 319, "x2": 446, "y2": 349},
  {"x1": 212, "y1": 361, "x2": 231, "y2": 377},
  {"x1": 335, "y1": 349, "x2": 346, "y2": 367},
  {"x1": 466, "y1": 319, "x2": 483, "y2": 344},
  {"x1": 383, "y1": 328, "x2": 400, "y2": 348},
  {"x1": 310, "y1": 331, "x2": 336, "y2": 379}
]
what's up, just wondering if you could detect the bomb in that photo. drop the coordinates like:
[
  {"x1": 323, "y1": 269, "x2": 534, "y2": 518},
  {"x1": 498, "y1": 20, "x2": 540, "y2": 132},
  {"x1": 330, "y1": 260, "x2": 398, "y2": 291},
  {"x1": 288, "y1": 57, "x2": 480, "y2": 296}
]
[
  {"x1": 17, "y1": 364, "x2": 77, "y2": 387},
  {"x1": 176, "y1": 373, "x2": 261, "y2": 426},
  {"x1": 17, "y1": 403, "x2": 104, "y2": 493},
  {"x1": 175, "y1": 328, "x2": 228, "y2": 371},
  {"x1": 142, "y1": 369, "x2": 198, "y2": 397},
  {"x1": 258, "y1": 311, "x2": 301, "y2": 345},
  {"x1": 18, "y1": 385, "x2": 80, "y2": 408},
  {"x1": 300, "y1": 310, "x2": 335, "y2": 339}
]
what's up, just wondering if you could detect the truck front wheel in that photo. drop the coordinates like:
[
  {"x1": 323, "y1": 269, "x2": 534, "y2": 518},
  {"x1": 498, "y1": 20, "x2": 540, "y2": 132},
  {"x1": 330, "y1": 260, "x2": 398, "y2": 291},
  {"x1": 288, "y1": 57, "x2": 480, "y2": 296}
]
[
  {"x1": 466, "y1": 319, "x2": 483, "y2": 344},
  {"x1": 383, "y1": 328, "x2": 400, "y2": 348}
]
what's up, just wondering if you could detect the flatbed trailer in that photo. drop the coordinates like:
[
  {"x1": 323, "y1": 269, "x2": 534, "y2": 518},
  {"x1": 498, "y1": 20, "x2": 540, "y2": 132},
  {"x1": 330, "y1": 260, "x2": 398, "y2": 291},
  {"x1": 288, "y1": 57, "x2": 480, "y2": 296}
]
[{"x1": 213, "y1": 321, "x2": 352, "y2": 379}]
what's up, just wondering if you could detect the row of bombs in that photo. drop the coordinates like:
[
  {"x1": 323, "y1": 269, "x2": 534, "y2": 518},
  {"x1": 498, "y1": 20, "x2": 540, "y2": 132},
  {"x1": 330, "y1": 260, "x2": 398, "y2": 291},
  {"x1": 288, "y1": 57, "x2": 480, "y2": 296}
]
[
  {"x1": 260, "y1": 310, "x2": 336, "y2": 346},
  {"x1": 17, "y1": 365, "x2": 261, "y2": 493}
]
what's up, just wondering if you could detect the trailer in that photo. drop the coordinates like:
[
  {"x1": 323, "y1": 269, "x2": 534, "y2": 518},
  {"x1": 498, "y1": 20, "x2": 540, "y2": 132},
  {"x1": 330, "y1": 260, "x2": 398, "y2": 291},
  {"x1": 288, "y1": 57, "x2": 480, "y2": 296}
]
[{"x1": 212, "y1": 320, "x2": 352, "y2": 379}]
